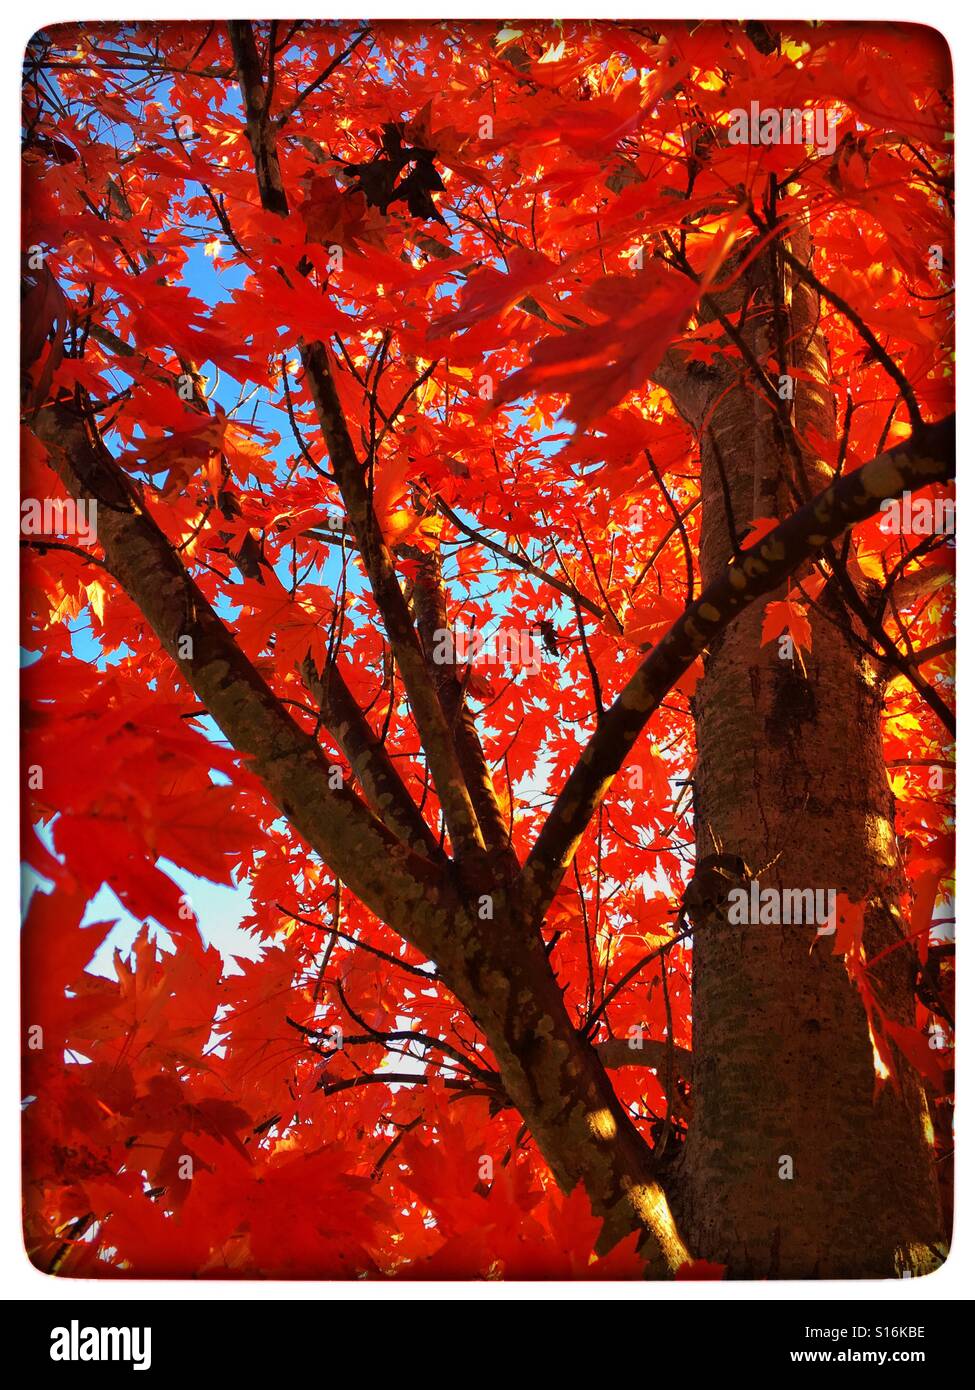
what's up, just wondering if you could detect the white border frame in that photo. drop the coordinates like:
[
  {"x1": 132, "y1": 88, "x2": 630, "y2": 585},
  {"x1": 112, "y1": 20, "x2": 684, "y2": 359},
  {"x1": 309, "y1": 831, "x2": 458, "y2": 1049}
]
[{"x1": 4, "y1": 1, "x2": 970, "y2": 1302}]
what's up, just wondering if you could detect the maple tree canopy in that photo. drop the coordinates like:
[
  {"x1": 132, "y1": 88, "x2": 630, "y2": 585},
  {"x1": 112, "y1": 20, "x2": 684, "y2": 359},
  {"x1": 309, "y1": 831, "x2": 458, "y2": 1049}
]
[{"x1": 21, "y1": 18, "x2": 954, "y2": 1280}]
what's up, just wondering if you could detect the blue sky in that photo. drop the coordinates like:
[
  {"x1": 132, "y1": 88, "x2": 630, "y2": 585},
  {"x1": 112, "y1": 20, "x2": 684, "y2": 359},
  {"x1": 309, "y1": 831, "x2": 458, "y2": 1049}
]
[{"x1": 22, "y1": 33, "x2": 681, "y2": 980}]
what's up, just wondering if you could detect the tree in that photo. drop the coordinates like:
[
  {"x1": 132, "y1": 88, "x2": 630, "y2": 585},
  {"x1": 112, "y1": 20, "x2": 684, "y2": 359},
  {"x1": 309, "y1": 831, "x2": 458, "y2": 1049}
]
[{"x1": 21, "y1": 17, "x2": 954, "y2": 1280}]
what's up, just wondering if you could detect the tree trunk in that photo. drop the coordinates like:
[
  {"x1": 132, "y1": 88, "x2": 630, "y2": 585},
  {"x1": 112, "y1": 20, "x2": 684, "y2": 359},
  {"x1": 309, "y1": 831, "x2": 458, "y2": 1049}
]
[{"x1": 674, "y1": 227, "x2": 946, "y2": 1277}]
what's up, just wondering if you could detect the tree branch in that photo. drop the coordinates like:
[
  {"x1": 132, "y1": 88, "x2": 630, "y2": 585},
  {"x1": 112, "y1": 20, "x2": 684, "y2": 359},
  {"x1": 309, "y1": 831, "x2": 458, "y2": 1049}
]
[
  {"x1": 30, "y1": 399, "x2": 458, "y2": 955},
  {"x1": 403, "y1": 544, "x2": 520, "y2": 872},
  {"x1": 520, "y1": 414, "x2": 956, "y2": 927},
  {"x1": 300, "y1": 656, "x2": 447, "y2": 861},
  {"x1": 229, "y1": 19, "x2": 489, "y2": 867}
]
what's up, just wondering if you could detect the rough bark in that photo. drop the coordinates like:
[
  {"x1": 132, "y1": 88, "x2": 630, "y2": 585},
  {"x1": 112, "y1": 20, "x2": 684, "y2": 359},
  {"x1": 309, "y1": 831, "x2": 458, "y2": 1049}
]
[
  {"x1": 672, "y1": 227, "x2": 947, "y2": 1277},
  {"x1": 435, "y1": 905, "x2": 691, "y2": 1272}
]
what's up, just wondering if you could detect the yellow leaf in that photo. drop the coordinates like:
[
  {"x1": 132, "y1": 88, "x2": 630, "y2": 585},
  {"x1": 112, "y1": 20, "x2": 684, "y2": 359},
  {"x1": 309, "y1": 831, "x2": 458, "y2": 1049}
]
[
  {"x1": 85, "y1": 580, "x2": 107, "y2": 624},
  {"x1": 856, "y1": 548, "x2": 887, "y2": 581}
]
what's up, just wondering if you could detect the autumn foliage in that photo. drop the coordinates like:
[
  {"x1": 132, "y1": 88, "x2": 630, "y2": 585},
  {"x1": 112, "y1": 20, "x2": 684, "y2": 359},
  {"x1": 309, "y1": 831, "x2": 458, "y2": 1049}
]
[{"x1": 21, "y1": 19, "x2": 953, "y2": 1278}]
